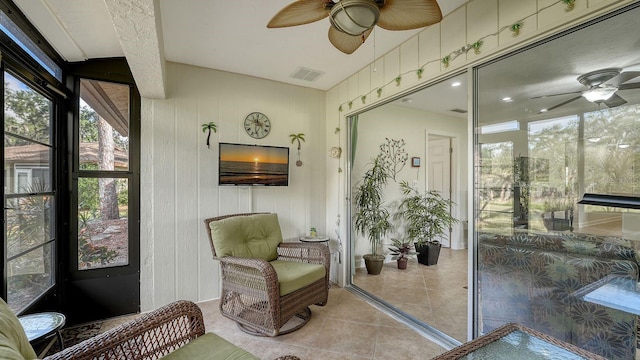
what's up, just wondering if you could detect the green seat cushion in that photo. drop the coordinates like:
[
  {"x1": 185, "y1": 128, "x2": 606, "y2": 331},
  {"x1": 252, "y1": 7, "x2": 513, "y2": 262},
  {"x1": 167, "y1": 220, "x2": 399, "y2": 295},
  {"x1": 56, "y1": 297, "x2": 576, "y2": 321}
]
[
  {"x1": 209, "y1": 214, "x2": 283, "y2": 261},
  {"x1": 0, "y1": 298, "x2": 37, "y2": 360},
  {"x1": 162, "y1": 333, "x2": 258, "y2": 360},
  {"x1": 271, "y1": 260, "x2": 326, "y2": 296}
]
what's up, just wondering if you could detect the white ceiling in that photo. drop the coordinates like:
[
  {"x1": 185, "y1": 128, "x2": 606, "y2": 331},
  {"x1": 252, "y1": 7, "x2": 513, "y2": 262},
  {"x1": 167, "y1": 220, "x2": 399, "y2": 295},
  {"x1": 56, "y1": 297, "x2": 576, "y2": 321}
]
[{"x1": 13, "y1": 0, "x2": 468, "y2": 92}]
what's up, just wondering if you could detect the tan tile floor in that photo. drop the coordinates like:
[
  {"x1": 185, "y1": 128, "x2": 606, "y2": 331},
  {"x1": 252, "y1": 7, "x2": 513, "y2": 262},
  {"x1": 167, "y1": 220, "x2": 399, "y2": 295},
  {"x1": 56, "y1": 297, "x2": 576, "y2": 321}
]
[
  {"x1": 94, "y1": 252, "x2": 461, "y2": 360},
  {"x1": 95, "y1": 249, "x2": 466, "y2": 359},
  {"x1": 353, "y1": 248, "x2": 469, "y2": 343},
  {"x1": 98, "y1": 245, "x2": 640, "y2": 359},
  {"x1": 198, "y1": 287, "x2": 449, "y2": 359}
]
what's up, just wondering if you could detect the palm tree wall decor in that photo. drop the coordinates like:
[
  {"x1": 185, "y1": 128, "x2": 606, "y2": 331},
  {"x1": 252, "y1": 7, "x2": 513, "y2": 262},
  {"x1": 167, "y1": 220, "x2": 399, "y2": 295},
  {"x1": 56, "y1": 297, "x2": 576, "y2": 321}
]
[
  {"x1": 290, "y1": 133, "x2": 305, "y2": 166},
  {"x1": 201, "y1": 122, "x2": 217, "y2": 148}
]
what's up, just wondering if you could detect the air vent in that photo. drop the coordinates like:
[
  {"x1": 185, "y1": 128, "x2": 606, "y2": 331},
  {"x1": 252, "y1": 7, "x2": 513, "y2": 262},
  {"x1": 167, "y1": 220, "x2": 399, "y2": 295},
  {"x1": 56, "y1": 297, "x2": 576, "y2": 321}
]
[
  {"x1": 450, "y1": 108, "x2": 468, "y2": 114},
  {"x1": 290, "y1": 67, "x2": 325, "y2": 82}
]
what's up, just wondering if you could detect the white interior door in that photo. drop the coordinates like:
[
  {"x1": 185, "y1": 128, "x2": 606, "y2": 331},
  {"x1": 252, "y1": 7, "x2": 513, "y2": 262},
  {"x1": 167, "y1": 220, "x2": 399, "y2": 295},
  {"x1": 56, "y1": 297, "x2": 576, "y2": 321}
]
[{"x1": 428, "y1": 137, "x2": 452, "y2": 247}]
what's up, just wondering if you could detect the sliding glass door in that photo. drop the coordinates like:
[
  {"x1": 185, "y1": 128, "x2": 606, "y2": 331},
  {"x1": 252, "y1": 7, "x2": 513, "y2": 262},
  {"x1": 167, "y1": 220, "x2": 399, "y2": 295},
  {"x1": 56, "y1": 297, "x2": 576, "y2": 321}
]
[
  {"x1": 347, "y1": 73, "x2": 469, "y2": 346},
  {"x1": 474, "y1": 4, "x2": 640, "y2": 359}
]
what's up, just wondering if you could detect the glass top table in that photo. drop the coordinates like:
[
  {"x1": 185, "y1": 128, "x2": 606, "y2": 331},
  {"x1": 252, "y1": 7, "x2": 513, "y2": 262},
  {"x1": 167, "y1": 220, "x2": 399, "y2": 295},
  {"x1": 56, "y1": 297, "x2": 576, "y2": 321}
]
[
  {"x1": 18, "y1": 312, "x2": 66, "y2": 356},
  {"x1": 432, "y1": 323, "x2": 607, "y2": 359},
  {"x1": 572, "y1": 274, "x2": 640, "y2": 315},
  {"x1": 299, "y1": 235, "x2": 330, "y2": 244}
]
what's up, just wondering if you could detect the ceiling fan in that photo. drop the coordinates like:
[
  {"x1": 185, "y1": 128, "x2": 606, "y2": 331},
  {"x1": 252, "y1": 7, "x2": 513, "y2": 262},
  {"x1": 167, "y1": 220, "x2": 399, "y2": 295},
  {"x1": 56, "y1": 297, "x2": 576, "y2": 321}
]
[
  {"x1": 267, "y1": 0, "x2": 443, "y2": 54},
  {"x1": 533, "y1": 68, "x2": 640, "y2": 113}
]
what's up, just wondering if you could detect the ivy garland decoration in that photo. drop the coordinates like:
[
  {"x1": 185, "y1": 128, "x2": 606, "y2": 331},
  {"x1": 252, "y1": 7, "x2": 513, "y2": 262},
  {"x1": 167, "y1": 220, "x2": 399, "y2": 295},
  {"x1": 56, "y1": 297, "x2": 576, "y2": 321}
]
[
  {"x1": 335, "y1": 0, "x2": 577, "y2": 113},
  {"x1": 472, "y1": 40, "x2": 483, "y2": 55},
  {"x1": 563, "y1": 0, "x2": 576, "y2": 11},
  {"x1": 442, "y1": 56, "x2": 450, "y2": 68},
  {"x1": 510, "y1": 22, "x2": 523, "y2": 36}
]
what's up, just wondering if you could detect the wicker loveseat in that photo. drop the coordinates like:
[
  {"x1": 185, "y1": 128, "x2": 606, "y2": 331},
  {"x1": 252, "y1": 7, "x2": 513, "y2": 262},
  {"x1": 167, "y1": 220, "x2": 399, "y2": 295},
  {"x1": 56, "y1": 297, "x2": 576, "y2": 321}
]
[
  {"x1": 478, "y1": 230, "x2": 640, "y2": 360},
  {"x1": 204, "y1": 213, "x2": 329, "y2": 337},
  {"x1": 1, "y1": 298, "x2": 258, "y2": 360}
]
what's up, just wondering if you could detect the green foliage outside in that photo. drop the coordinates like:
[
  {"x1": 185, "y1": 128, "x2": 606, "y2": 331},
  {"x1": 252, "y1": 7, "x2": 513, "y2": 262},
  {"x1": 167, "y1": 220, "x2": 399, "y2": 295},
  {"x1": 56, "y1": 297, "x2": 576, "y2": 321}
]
[
  {"x1": 4, "y1": 83, "x2": 51, "y2": 146},
  {"x1": 4, "y1": 80, "x2": 126, "y2": 276},
  {"x1": 78, "y1": 231, "x2": 117, "y2": 269},
  {"x1": 479, "y1": 104, "x2": 640, "y2": 233}
]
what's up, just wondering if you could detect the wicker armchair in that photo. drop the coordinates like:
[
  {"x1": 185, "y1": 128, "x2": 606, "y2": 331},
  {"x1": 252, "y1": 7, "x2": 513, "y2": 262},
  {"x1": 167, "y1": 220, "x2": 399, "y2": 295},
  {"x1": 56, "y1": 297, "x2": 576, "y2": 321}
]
[
  {"x1": 204, "y1": 213, "x2": 330, "y2": 337},
  {"x1": 43, "y1": 300, "x2": 206, "y2": 360}
]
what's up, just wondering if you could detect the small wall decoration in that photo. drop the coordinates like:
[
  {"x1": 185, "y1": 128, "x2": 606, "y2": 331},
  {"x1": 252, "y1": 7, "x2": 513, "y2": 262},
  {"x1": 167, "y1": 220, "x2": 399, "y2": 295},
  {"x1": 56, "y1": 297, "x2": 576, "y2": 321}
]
[
  {"x1": 289, "y1": 133, "x2": 305, "y2": 166},
  {"x1": 411, "y1": 157, "x2": 421, "y2": 167},
  {"x1": 379, "y1": 138, "x2": 408, "y2": 181},
  {"x1": 329, "y1": 146, "x2": 342, "y2": 158},
  {"x1": 244, "y1": 112, "x2": 271, "y2": 139},
  {"x1": 201, "y1": 121, "x2": 217, "y2": 148}
]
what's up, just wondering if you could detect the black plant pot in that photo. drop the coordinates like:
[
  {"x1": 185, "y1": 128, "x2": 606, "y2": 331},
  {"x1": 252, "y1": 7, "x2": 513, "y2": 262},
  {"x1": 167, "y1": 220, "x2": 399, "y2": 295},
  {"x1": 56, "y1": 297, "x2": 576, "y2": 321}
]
[{"x1": 415, "y1": 242, "x2": 441, "y2": 266}]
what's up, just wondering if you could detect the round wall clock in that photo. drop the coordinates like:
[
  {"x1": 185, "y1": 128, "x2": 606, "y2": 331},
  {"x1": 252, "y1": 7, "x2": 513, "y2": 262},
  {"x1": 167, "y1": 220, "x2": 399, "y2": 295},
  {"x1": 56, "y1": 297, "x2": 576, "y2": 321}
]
[{"x1": 244, "y1": 112, "x2": 271, "y2": 139}]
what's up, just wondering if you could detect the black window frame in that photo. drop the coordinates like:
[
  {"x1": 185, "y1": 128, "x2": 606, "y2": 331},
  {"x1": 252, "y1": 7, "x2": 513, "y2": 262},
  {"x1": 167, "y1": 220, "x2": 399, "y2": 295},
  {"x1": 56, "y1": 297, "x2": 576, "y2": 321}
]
[{"x1": 0, "y1": 0, "x2": 68, "y2": 314}]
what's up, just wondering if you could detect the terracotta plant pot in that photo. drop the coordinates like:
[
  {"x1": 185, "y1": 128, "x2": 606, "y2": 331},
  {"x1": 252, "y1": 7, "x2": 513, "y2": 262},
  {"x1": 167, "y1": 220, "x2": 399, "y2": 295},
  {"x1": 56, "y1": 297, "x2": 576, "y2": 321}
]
[{"x1": 397, "y1": 258, "x2": 408, "y2": 270}]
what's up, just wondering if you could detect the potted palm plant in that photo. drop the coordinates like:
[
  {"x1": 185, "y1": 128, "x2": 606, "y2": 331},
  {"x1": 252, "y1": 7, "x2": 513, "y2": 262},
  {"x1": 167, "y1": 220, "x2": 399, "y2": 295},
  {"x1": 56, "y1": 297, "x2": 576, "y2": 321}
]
[
  {"x1": 353, "y1": 155, "x2": 392, "y2": 275},
  {"x1": 388, "y1": 237, "x2": 415, "y2": 270},
  {"x1": 395, "y1": 180, "x2": 458, "y2": 266}
]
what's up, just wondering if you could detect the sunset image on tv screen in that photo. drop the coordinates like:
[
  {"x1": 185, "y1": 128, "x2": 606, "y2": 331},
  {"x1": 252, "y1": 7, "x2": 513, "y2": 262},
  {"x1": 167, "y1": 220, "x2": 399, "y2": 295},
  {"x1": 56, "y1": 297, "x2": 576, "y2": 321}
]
[{"x1": 219, "y1": 143, "x2": 289, "y2": 186}]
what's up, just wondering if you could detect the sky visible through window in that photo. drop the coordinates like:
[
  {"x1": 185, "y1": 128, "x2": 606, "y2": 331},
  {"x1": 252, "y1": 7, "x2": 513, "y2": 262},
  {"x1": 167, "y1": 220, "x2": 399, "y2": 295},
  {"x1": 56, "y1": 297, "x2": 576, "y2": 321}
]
[{"x1": 0, "y1": 11, "x2": 61, "y2": 80}]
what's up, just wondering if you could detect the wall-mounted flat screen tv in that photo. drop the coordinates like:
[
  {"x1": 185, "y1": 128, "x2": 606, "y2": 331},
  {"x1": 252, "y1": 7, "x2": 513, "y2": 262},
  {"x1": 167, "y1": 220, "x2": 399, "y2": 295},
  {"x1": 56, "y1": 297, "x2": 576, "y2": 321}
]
[{"x1": 219, "y1": 142, "x2": 289, "y2": 186}]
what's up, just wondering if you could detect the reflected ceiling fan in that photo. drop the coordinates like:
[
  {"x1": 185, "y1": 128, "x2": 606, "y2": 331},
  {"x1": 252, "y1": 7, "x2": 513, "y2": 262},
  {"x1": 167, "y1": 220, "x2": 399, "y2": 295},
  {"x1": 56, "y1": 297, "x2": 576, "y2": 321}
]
[
  {"x1": 267, "y1": 0, "x2": 443, "y2": 54},
  {"x1": 533, "y1": 68, "x2": 640, "y2": 113}
]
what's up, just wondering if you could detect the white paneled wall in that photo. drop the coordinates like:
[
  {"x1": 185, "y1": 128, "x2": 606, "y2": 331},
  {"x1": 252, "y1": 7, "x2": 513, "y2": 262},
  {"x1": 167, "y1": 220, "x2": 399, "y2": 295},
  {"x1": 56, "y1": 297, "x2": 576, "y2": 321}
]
[
  {"x1": 325, "y1": 0, "x2": 634, "y2": 286},
  {"x1": 141, "y1": 62, "x2": 326, "y2": 311}
]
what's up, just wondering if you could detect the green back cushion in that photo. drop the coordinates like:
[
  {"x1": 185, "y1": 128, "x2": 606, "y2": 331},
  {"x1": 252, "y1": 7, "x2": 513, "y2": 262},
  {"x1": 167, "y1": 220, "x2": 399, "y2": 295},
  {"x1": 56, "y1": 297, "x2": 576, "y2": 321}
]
[
  {"x1": 162, "y1": 333, "x2": 259, "y2": 360},
  {"x1": 0, "y1": 298, "x2": 37, "y2": 360},
  {"x1": 209, "y1": 213, "x2": 283, "y2": 261}
]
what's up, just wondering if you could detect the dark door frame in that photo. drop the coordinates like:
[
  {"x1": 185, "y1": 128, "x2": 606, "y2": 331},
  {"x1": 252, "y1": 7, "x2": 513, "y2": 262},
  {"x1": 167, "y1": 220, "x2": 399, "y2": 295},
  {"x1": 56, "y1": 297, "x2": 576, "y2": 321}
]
[{"x1": 63, "y1": 59, "x2": 141, "y2": 324}]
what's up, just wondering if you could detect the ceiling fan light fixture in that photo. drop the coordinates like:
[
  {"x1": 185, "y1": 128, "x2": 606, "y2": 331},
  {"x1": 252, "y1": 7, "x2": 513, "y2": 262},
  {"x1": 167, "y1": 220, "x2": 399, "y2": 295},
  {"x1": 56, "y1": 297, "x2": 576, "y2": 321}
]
[
  {"x1": 330, "y1": 0, "x2": 380, "y2": 36},
  {"x1": 582, "y1": 85, "x2": 619, "y2": 102}
]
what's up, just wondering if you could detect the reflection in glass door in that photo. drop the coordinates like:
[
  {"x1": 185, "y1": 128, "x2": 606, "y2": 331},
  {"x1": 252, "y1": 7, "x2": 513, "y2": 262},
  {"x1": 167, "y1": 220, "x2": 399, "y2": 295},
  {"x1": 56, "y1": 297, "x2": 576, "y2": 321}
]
[
  {"x1": 474, "y1": 4, "x2": 640, "y2": 359},
  {"x1": 348, "y1": 73, "x2": 469, "y2": 346},
  {"x1": 3, "y1": 71, "x2": 55, "y2": 313}
]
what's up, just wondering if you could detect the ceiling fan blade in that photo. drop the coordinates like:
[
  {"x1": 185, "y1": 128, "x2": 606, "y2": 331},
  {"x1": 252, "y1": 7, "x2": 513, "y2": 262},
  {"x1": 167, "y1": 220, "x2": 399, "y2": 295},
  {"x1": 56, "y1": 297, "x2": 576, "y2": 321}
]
[
  {"x1": 539, "y1": 95, "x2": 582, "y2": 113},
  {"x1": 604, "y1": 93, "x2": 627, "y2": 108},
  {"x1": 267, "y1": 0, "x2": 329, "y2": 28},
  {"x1": 328, "y1": 26, "x2": 372, "y2": 54},
  {"x1": 531, "y1": 90, "x2": 583, "y2": 99},
  {"x1": 617, "y1": 81, "x2": 640, "y2": 91},
  {"x1": 607, "y1": 71, "x2": 640, "y2": 86},
  {"x1": 377, "y1": 0, "x2": 442, "y2": 31}
]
